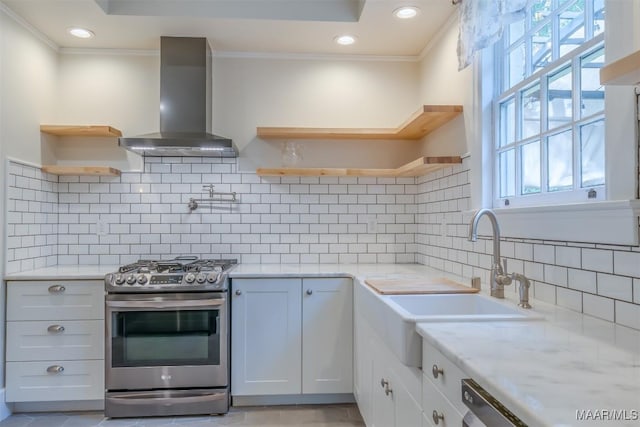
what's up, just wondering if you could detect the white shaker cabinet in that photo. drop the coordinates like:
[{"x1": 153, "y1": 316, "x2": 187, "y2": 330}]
[
  {"x1": 231, "y1": 278, "x2": 302, "y2": 395},
  {"x1": 5, "y1": 280, "x2": 105, "y2": 402},
  {"x1": 302, "y1": 278, "x2": 353, "y2": 394},
  {"x1": 231, "y1": 277, "x2": 353, "y2": 398},
  {"x1": 354, "y1": 283, "x2": 423, "y2": 427}
]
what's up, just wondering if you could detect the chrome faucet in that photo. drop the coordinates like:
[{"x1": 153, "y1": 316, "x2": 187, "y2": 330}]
[
  {"x1": 467, "y1": 209, "x2": 512, "y2": 298},
  {"x1": 511, "y1": 273, "x2": 532, "y2": 309}
]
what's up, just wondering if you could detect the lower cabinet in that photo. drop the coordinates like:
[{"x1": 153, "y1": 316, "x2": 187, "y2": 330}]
[
  {"x1": 355, "y1": 300, "x2": 422, "y2": 427},
  {"x1": 231, "y1": 277, "x2": 353, "y2": 397},
  {"x1": 5, "y1": 280, "x2": 105, "y2": 402}
]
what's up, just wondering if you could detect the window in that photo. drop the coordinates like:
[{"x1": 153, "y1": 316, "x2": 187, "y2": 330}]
[{"x1": 494, "y1": 0, "x2": 605, "y2": 207}]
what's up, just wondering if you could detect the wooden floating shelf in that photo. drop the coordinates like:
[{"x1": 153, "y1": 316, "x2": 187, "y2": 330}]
[
  {"x1": 40, "y1": 125, "x2": 123, "y2": 137},
  {"x1": 256, "y1": 156, "x2": 462, "y2": 177},
  {"x1": 256, "y1": 105, "x2": 463, "y2": 140},
  {"x1": 41, "y1": 166, "x2": 121, "y2": 176},
  {"x1": 600, "y1": 50, "x2": 640, "y2": 85}
]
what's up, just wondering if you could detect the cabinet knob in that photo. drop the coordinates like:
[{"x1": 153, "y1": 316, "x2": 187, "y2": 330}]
[
  {"x1": 380, "y1": 378, "x2": 392, "y2": 396},
  {"x1": 432, "y1": 364, "x2": 444, "y2": 379},
  {"x1": 46, "y1": 365, "x2": 64, "y2": 374},
  {"x1": 306, "y1": 289, "x2": 313, "y2": 296},
  {"x1": 235, "y1": 290, "x2": 242, "y2": 296},
  {"x1": 48, "y1": 285, "x2": 66, "y2": 293},
  {"x1": 432, "y1": 410, "x2": 444, "y2": 425},
  {"x1": 47, "y1": 325, "x2": 65, "y2": 333},
  {"x1": 380, "y1": 378, "x2": 388, "y2": 389}
]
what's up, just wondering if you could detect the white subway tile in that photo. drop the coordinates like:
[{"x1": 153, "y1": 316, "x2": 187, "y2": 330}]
[
  {"x1": 596, "y1": 273, "x2": 633, "y2": 302},
  {"x1": 583, "y1": 294, "x2": 614, "y2": 322}
]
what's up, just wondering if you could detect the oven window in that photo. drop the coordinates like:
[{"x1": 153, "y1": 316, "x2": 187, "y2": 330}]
[{"x1": 111, "y1": 309, "x2": 220, "y2": 367}]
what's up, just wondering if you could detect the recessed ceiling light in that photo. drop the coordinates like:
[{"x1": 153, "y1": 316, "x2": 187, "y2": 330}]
[
  {"x1": 68, "y1": 27, "x2": 95, "y2": 39},
  {"x1": 334, "y1": 35, "x2": 356, "y2": 46},
  {"x1": 393, "y1": 6, "x2": 420, "y2": 19}
]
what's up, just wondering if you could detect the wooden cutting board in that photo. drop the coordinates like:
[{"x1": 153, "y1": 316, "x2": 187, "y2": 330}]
[{"x1": 364, "y1": 278, "x2": 479, "y2": 295}]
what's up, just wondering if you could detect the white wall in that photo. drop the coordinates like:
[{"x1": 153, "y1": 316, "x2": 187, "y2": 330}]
[
  {"x1": 0, "y1": 7, "x2": 57, "y2": 165},
  {"x1": 51, "y1": 53, "x2": 423, "y2": 171},
  {"x1": 417, "y1": 17, "x2": 472, "y2": 159}
]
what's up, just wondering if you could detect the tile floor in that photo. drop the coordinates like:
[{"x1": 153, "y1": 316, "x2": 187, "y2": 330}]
[{"x1": 0, "y1": 404, "x2": 365, "y2": 426}]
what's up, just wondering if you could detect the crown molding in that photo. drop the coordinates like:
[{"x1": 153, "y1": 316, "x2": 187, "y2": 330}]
[
  {"x1": 0, "y1": 2, "x2": 59, "y2": 52},
  {"x1": 60, "y1": 47, "x2": 159, "y2": 56},
  {"x1": 60, "y1": 46, "x2": 419, "y2": 62}
]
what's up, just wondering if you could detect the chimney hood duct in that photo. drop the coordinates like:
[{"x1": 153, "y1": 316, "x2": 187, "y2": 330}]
[{"x1": 119, "y1": 36, "x2": 237, "y2": 157}]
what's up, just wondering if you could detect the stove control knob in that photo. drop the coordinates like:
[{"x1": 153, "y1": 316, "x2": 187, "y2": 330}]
[
  {"x1": 126, "y1": 274, "x2": 137, "y2": 285},
  {"x1": 206, "y1": 273, "x2": 219, "y2": 283},
  {"x1": 114, "y1": 274, "x2": 126, "y2": 285},
  {"x1": 137, "y1": 275, "x2": 148, "y2": 285},
  {"x1": 185, "y1": 273, "x2": 196, "y2": 284},
  {"x1": 196, "y1": 273, "x2": 207, "y2": 284},
  {"x1": 213, "y1": 266, "x2": 223, "y2": 273}
]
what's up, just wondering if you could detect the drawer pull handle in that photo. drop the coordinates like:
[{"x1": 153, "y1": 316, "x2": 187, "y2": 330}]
[
  {"x1": 432, "y1": 364, "x2": 444, "y2": 379},
  {"x1": 380, "y1": 378, "x2": 392, "y2": 396},
  {"x1": 46, "y1": 365, "x2": 64, "y2": 374},
  {"x1": 48, "y1": 285, "x2": 66, "y2": 293},
  {"x1": 47, "y1": 325, "x2": 65, "y2": 333},
  {"x1": 432, "y1": 410, "x2": 444, "y2": 425}
]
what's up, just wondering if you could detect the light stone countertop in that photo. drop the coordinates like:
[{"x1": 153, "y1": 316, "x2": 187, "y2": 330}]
[
  {"x1": 6, "y1": 263, "x2": 640, "y2": 426},
  {"x1": 4, "y1": 264, "x2": 120, "y2": 281}
]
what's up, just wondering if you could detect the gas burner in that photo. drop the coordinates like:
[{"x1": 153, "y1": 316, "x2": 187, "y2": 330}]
[{"x1": 106, "y1": 257, "x2": 238, "y2": 293}]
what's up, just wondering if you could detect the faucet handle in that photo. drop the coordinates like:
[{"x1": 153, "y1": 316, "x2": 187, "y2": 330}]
[{"x1": 502, "y1": 258, "x2": 508, "y2": 275}]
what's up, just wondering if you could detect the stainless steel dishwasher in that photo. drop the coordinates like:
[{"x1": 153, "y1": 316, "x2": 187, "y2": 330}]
[{"x1": 461, "y1": 379, "x2": 527, "y2": 427}]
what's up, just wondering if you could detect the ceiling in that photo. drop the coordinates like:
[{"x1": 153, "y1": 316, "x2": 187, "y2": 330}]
[{"x1": 1, "y1": 0, "x2": 456, "y2": 56}]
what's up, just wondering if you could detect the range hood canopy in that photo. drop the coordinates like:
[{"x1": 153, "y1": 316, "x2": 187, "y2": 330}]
[{"x1": 119, "y1": 36, "x2": 237, "y2": 157}]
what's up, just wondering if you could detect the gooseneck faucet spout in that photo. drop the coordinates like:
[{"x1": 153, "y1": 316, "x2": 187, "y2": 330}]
[{"x1": 467, "y1": 209, "x2": 511, "y2": 298}]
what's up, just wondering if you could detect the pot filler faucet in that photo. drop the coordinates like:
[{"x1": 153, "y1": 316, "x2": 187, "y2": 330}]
[{"x1": 467, "y1": 209, "x2": 532, "y2": 308}]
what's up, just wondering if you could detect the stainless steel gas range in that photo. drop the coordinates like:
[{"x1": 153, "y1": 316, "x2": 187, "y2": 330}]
[{"x1": 103, "y1": 257, "x2": 237, "y2": 418}]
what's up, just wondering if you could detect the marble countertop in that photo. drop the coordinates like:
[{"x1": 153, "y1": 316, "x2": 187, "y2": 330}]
[
  {"x1": 4, "y1": 264, "x2": 120, "y2": 281},
  {"x1": 417, "y1": 301, "x2": 640, "y2": 427}
]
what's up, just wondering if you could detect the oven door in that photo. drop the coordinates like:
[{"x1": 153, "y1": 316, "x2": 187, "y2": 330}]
[{"x1": 106, "y1": 292, "x2": 227, "y2": 391}]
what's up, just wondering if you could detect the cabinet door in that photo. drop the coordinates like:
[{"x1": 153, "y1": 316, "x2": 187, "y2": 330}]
[
  {"x1": 372, "y1": 356, "x2": 395, "y2": 427},
  {"x1": 393, "y1": 372, "x2": 423, "y2": 427},
  {"x1": 302, "y1": 278, "x2": 353, "y2": 394},
  {"x1": 231, "y1": 278, "x2": 302, "y2": 396},
  {"x1": 354, "y1": 311, "x2": 375, "y2": 425}
]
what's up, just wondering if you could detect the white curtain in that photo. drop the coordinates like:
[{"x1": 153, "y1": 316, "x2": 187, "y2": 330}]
[{"x1": 457, "y1": 0, "x2": 531, "y2": 70}]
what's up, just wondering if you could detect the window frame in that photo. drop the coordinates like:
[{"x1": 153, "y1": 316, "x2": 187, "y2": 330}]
[
  {"x1": 470, "y1": 0, "x2": 640, "y2": 245},
  {"x1": 492, "y1": 1, "x2": 606, "y2": 209}
]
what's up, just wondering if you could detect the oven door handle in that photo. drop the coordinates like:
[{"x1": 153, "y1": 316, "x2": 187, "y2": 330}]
[
  {"x1": 106, "y1": 298, "x2": 225, "y2": 310},
  {"x1": 107, "y1": 391, "x2": 227, "y2": 406}
]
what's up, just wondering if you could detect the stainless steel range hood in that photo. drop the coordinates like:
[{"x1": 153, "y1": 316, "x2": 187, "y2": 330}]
[{"x1": 119, "y1": 37, "x2": 237, "y2": 157}]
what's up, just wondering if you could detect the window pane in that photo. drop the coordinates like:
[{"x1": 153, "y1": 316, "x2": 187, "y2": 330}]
[
  {"x1": 581, "y1": 47, "x2": 604, "y2": 117},
  {"x1": 521, "y1": 83, "x2": 541, "y2": 139},
  {"x1": 580, "y1": 119, "x2": 604, "y2": 187},
  {"x1": 508, "y1": 20, "x2": 525, "y2": 46},
  {"x1": 558, "y1": 1, "x2": 586, "y2": 56},
  {"x1": 548, "y1": 65, "x2": 572, "y2": 130},
  {"x1": 547, "y1": 130, "x2": 573, "y2": 192},
  {"x1": 593, "y1": 0, "x2": 605, "y2": 36},
  {"x1": 521, "y1": 141, "x2": 541, "y2": 194},
  {"x1": 531, "y1": 1, "x2": 552, "y2": 26},
  {"x1": 499, "y1": 97, "x2": 515, "y2": 147},
  {"x1": 507, "y1": 43, "x2": 526, "y2": 88},
  {"x1": 499, "y1": 149, "x2": 516, "y2": 197},
  {"x1": 532, "y1": 23, "x2": 552, "y2": 72}
]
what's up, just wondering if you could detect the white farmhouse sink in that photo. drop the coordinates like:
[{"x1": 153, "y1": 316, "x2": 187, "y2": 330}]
[
  {"x1": 385, "y1": 293, "x2": 541, "y2": 321},
  {"x1": 355, "y1": 283, "x2": 544, "y2": 368}
]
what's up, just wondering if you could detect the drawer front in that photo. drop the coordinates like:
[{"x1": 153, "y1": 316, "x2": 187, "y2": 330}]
[
  {"x1": 7, "y1": 281, "x2": 104, "y2": 321},
  {"x1": 422, "y1": 340, "x2": 467, "y2": 414},
  {"x1": 422, "y1": 377, "x2": 463, "y2": 427},
  {"x1": 6, "y1": 360, "x2": 104, "y2": 402},
  {"x1": 6, "y1": 320, "x2": 104, "y2": 361}
]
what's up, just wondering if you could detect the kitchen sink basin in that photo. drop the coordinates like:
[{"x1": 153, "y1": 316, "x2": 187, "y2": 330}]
[
  {"x1": 356, "y1": 283, "x2": 544, "y2": 368},
  {"x1": 385, "y1": 293, "x2": 543, "y2": 321}
]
